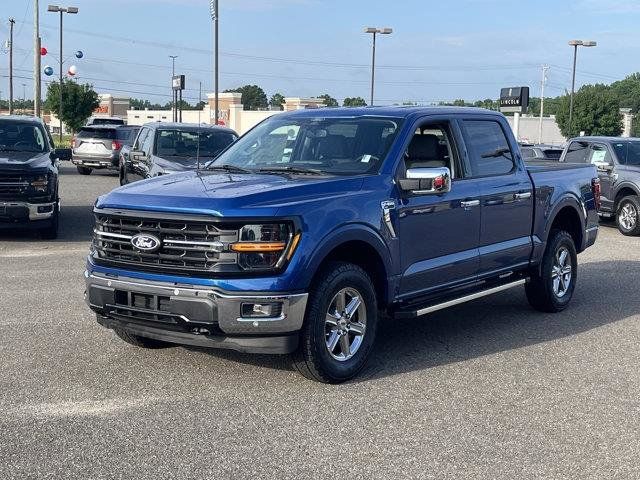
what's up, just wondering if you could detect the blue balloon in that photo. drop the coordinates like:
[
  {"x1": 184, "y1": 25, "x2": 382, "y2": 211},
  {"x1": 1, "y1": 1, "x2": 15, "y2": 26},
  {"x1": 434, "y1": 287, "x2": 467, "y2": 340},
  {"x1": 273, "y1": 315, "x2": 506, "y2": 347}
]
[
  {"x1": 75, "y1": 50, "x2": 83, "y2": 59},
  {"x1": 44, "y1": 65, "x2": 54, "y2": 76}
]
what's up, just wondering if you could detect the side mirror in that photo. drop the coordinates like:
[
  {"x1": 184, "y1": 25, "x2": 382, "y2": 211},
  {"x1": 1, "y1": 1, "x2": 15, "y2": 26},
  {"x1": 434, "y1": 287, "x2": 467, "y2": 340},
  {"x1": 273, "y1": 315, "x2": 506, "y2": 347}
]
[
  {"x1": 399, "y1": 167, "x2": 451, "y2": 195},
  {"x1": 595, "y1": 162, "x2": 613, "y2": 173},
  {"x1": 131, "y1": 150, "x2": 145, "y2": 161},
  {"x1": 52, "y1": 148, "x2": 72, "y2": 161}
]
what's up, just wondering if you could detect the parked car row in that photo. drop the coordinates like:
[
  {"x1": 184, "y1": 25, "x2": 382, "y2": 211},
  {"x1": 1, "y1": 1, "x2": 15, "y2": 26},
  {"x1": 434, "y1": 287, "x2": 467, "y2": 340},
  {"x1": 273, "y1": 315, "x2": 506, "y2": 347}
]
[{"x1": 72, "y1": 125, "x2": 140, "y2": 175}]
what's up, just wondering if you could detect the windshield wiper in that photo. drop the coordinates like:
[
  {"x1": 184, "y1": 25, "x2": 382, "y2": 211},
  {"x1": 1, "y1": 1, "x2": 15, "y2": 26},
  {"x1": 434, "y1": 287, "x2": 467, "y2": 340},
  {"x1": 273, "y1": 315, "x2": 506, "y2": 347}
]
[
  {"x1": 207, "y1": 164, "x2": 253, "y2": 174},
  {"x1": 257, "y1": 166, "x2": 324, "y2": 175}
]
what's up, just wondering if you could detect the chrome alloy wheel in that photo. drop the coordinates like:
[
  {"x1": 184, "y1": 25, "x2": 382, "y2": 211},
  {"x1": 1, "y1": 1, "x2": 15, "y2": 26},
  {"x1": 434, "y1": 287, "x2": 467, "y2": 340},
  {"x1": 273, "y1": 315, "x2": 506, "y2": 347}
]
[
  {"x1": 551, "y1": 247, "x2": 572, "y2": 298},
  {"x1": 324, "y1": 287, "x2": 367, "y2": 362},
  {"x1": 619, "y1": 202, "x2": 638, "y2": 231}
]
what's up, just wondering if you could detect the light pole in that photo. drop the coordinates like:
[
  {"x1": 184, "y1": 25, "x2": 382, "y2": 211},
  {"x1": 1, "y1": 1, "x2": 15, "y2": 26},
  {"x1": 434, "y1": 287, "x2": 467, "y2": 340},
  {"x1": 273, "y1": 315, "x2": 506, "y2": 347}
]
[
  {"x1": 48, "y1": 5, "x2": 78, "y2": 143},
  {"x1": 210, "y1": 0, "x2": 219, "y2": 125},
  {"x1": 169, "y1": 55, "x2": 178, "y2": 122},
  {"x1": 538, "y1": 65, "x2": 549, "y2": 144},
  {"x1": 568, "y1": 39, "x2": 596, "y2": 137},
  {"x1": 364, "y1": 27, "x2": 392, "y2": 106}
]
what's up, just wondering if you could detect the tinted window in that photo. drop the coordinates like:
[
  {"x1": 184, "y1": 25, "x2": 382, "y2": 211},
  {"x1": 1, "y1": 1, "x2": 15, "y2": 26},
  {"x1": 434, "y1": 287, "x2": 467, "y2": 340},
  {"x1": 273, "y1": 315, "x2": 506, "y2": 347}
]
[
  {"x1": 212, "y1": 116, "x2": 402, "y2": 175},
  {"x1": 564, "y1": 141, "x2": 589, "y2": 163},
  {"x1": 90, "y1": 118, "x2": 124, "y2": 125},
  {"x1": 542, "y1": 148, "x2": 562, "y2": 160},
  {"x1": 116, "y1": 128, "x2": 139, "y2": 142},
  {"x1": 0, "y1": 120, "x2": 47, "y2": 154},
  {"x1": 588, "y1": 144, "x2": 612, "y2": 166},
  {"x1": 141, "y1": 129, "x2": 154, "y2": 155},
  {"x1": 521, "y1": 147, "x2": 536, "y2": 159},
  {"x1": 77, "y1": 127, "x2": 116, "y2": 140},
  {"x1": 155, "y1": 129, "x2": 236, "y2": 159},
  {"x1": 612, "y1": 141, "x2": 640, "y2": 166},
  {"x1": 134, "y1": 128, "x2": 148, "y2": 150},
  {"x1": 462, "y1": 120, "x2": 514, "y2": 176}
]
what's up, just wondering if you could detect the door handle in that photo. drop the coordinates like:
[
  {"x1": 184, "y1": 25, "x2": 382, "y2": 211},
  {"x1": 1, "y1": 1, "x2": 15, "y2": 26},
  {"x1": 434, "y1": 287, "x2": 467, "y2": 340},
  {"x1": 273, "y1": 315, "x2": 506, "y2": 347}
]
[
  {"x1": 460, "y1": 199, "x2": 480, "y2": 208},
  {"x1": 514, "y1": 192, "x2": 532, "y2": 200}
]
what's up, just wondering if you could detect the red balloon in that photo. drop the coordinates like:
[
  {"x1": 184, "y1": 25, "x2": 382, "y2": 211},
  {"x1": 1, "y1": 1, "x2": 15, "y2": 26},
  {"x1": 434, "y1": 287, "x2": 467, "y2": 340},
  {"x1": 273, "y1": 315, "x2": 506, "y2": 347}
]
[{"x1": 40, "y1": 47, "x2": 48, "y2": 56}]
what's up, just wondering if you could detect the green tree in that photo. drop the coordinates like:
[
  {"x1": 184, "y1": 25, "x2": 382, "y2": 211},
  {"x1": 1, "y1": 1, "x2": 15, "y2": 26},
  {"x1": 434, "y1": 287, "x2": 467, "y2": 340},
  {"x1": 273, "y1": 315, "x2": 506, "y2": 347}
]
[
  {"x1": 269, "y1": 92, "x2": 285, "y2": 110},
  {"x1": 45, "y1": 80, "x2": 99, "y2": 133},
  {"x1": 224, "y1": 85, "x2": 268, "y2": 110},
  {"x1": 318, "y1": 93, "x2": 338, "y2": 107},
  {"x1": 343, "y1": 96, "x2": 367, "y2": 107},
  {"x1": 555, "y1": 84, "x2": 622, "y2": 137}
]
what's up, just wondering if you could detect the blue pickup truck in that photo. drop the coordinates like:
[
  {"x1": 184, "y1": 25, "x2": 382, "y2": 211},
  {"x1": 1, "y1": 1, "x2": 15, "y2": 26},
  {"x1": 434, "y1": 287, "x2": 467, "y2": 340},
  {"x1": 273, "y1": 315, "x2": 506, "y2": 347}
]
[{"x1": 85, "y1": 107, "x2": 600, "y2": 383}]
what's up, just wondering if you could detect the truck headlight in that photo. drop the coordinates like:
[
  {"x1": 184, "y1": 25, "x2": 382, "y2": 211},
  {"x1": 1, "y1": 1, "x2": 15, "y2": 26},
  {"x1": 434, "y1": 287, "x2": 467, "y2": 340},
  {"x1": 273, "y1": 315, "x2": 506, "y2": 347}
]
[
  {"x1": 30, "y1": 175, "x2": 49, "y2": 192},
  {"x1": 230, "y1": 223, "x2": 300, "y2": 270}
]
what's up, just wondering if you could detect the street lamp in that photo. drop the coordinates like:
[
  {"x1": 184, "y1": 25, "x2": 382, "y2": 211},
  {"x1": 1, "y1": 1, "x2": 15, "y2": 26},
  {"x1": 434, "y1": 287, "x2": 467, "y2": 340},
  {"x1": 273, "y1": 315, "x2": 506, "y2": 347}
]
[
  {"x1": 47, "y1": 5, "x2": 78, "y2": 143},
  {"x1": 169, "y1": 55, "x2": 178, "y2": 122},
  {"x1": 364, "y1": 27, "x2": 392, "y2": 106},
  {"x1": 210, "y1": 0, "x2": 219, "y2": 125},
  {"x1": 568, "y1": 39, "x2": 596, "y2": 137}
]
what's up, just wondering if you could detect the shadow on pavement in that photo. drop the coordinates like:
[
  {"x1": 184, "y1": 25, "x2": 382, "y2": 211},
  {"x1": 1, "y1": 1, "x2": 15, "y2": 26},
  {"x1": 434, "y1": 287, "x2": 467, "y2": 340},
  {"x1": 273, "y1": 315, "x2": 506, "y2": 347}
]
[{"x1": 192, "y1": 260, "x2": 640, "y2": 382}]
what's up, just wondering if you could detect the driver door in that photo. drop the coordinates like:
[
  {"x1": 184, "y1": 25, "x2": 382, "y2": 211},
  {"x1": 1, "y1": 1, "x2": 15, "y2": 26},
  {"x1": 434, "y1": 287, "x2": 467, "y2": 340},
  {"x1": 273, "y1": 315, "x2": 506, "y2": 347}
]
[{"x1": 588, "y1": 143, "x2": 615, "y2": 212}]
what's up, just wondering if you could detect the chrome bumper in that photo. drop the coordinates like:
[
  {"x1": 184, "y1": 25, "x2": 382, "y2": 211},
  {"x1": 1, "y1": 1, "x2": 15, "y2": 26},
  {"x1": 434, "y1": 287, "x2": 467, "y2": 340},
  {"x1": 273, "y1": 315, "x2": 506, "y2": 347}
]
[
  {"x1": 0, "y1": 200, "x2": 57, "y2": 220},
  {"x1": 85, "y1": 271, "x2": 308, "y2": 335}
]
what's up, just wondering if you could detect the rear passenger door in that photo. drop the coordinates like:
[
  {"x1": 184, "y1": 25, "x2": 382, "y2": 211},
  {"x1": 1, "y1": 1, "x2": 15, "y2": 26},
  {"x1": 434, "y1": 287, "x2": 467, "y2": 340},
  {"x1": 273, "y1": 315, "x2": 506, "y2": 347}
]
[
  {"x1": 460, "y1": 118, "x2": 534, "y2": 278},
  {"x1": 587, "y1": 143, "x2": 615, "y2": 211}
]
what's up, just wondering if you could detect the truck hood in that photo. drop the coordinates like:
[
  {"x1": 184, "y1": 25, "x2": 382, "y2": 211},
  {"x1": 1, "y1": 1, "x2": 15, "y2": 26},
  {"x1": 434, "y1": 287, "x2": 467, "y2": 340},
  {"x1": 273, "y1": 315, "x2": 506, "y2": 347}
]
[
  {"x1": 97, "y1": 170, "x2": 366, "y2": 217},
  {"x1": 0, "y1": 151, "x2": 52, "y2": 171}
]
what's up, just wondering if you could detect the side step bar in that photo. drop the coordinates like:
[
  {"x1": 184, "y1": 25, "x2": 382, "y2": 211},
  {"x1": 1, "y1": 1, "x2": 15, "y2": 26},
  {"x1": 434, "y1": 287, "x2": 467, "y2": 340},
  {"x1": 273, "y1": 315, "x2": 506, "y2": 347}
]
[{"x1": 395, "y1": 279, "x2": 526, "y2": 319}]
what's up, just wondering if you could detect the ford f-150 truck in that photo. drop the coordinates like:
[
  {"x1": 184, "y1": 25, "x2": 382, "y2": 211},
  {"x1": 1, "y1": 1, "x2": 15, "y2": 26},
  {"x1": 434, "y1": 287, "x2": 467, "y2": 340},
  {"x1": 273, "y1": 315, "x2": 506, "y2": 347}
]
[{"x1": 85, "y1": 107, "x2": 600, "y2": 383}]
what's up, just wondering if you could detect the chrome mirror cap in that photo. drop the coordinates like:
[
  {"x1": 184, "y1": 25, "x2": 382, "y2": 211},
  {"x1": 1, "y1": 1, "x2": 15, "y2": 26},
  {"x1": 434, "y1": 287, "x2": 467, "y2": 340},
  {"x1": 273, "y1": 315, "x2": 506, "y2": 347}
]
[{"x1": 399, "y1": 167, "x2": 451, "y2": 195}]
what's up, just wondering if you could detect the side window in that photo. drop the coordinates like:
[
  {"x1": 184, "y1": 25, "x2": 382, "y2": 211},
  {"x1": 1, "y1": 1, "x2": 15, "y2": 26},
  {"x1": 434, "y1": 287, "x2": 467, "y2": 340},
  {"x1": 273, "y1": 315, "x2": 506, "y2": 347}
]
[
  {"x1": 521, "y1": 147, "x2": 536, "y2": 159},
  {"x1": 588, "y1": 143, "x2": 612, "y2": 166},
  {"x1": 134, "y1": 128, "x2": 148, "y2": 150},
  {"x1": 404, "y1": 122, "x2": 458, "y2": 178},
  {"x1": 139, "y1": 129, "x2": 154, "y2": 156},
  {"x1": 564, "y1": 141, "x2": 589, "y2": 163},
  {"x1": 462, "y1": 120, "x2": 514, "y2": 177}
]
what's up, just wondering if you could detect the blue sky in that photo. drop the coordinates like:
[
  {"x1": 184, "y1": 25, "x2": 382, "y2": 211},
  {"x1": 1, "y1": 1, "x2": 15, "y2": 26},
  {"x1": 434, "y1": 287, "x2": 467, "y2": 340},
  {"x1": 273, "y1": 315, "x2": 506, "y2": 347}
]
[{"x1": 1, "y1": 0, "x2": 639, "y2": 105}]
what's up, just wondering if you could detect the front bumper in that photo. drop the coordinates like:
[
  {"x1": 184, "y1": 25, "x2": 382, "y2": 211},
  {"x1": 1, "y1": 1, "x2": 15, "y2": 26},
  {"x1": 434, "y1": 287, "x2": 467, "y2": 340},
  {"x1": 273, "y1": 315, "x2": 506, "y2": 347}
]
[
  {"x1": 85, "y1": 271, "x2": 308, "y2": 354},
  {"x1": 0, "y1": 200, "x2": 56, "y2": 224}
]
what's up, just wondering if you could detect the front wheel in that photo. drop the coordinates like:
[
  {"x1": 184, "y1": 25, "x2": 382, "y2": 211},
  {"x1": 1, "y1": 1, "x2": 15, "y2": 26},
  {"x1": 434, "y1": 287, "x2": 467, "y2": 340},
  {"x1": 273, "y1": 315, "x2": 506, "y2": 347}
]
[
  {"x1": 526, "y1": 230, "x2": 577, "y2": 313},
  {"x1": 292, "y1": 262, "x2": 378, "y2": 383},
  {"x1": 616, "y1": 195, "x2": 640, "y2": 236}
]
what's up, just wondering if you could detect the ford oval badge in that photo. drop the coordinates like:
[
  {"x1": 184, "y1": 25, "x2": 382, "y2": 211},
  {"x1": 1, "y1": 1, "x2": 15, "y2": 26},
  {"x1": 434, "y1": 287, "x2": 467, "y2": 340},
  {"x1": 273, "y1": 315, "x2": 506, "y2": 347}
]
[{"x1": 131, "y1": 233, "x2": 161, "y2": 252}]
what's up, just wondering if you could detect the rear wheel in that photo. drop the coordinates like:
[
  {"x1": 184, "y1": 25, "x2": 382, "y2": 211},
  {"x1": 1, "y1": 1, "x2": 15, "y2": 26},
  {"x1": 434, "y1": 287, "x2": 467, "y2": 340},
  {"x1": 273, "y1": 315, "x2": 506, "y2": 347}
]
[
  {"x1": 292, "y1": 262, "x2": 378, "y2": 383},
  {"x1": 526, "y1": 230, "x2": 577, "y2": 313},
  {"x1": 114, "y1": 328, "x2": 173, "y2": 349},
  {"x1": 119, "y1": 166, "x2": 127, "y2": 185},
  {"x1": 77, "y1": 166, "x2": 92, "y2": 175},
  {"x1": 616, "y1": 195, "x2": 640, "y2": 236}
]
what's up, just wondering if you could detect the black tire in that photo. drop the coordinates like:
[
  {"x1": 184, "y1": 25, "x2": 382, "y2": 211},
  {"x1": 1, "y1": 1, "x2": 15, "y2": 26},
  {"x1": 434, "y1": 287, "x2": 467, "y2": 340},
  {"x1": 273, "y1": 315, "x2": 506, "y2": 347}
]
[
  {"x1": 292, "y1": 262, "x2": 378, "y2": 383},
  {"x1": 113, "y1": 328, "x2": 173, "y2": 349},
  {"x1": 76, "y1": 166, "x2": 92, "y2": 175},
  {"x1": 40, "y1": 201, "x2": 59, "y2": 240},
  {"x1": 616, "y1": 195, "x2": 640, "y2": 236},
  {"x1": 119, "y1": 166, "x2": 127, "y2": 186},
  {"x1": 526, "y1": 230, "x2": 578, "y2": 313}
]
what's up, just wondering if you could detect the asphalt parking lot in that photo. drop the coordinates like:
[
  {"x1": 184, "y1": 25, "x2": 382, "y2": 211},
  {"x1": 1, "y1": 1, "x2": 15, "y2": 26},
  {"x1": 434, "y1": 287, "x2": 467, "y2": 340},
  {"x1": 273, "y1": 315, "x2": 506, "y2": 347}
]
[{"x1": 1, "y1": 165, "x2": 639, "y2": 479}]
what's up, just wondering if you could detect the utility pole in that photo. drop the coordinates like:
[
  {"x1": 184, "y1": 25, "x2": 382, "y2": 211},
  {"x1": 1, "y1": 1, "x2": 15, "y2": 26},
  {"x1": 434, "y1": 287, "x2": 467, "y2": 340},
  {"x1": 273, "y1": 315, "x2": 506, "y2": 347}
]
[
  {"x1": 8, "y1": 18, "x2": 15, "y2": 115},
  {"x1": 538, "y1": 65, "x2": 549, "y2": 144},
  {"x1": 169, "y1": 55, "x2": 177, "y2": 122},
  {"x1": 34, "y1": 0, "x2": 42, "y2": 117},
  {"x1": 210, "y1": 0, "x2": 219, "y2": 125}
]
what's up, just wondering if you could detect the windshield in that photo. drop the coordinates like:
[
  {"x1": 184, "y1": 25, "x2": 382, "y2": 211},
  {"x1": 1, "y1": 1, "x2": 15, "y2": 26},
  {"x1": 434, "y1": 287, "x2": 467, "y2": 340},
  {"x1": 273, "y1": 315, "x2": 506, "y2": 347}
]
[
  {"x1": 155, "y1": 129, "x2": 237, "y2": 160},
  {"x1": 210, "y1": 116, "x2": 403, "y2": 175},
  {"x1": 90, "y1": 118, "x2": 124, "y2": 125},
  {"x1": 612, "y1": 141, "x2": 640, "y2": 166},
  {"x1": 0, "y1": 120, "x2": 47, "y2": 154}
]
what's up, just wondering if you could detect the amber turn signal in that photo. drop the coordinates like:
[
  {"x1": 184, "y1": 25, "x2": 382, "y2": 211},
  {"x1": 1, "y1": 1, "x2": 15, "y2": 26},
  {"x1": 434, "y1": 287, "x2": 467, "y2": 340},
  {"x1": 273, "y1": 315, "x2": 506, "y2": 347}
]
[{"x1": 230, "y1": 242, "x2": 286, "y2": 253}]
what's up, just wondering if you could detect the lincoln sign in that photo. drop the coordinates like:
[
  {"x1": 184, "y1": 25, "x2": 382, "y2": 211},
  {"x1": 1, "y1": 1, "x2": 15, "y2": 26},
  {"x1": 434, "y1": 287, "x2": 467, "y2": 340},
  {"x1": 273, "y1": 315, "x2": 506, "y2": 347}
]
[{"x1": 499, "y1": 86, "x2": 529, "y2": 113}]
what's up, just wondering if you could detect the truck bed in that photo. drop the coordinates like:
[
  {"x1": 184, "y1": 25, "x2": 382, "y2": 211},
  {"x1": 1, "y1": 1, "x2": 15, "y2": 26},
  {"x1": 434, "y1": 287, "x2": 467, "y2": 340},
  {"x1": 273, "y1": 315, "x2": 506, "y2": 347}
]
[{"x1": 524, "y1": 159, "x2": 594, "y2": 173}]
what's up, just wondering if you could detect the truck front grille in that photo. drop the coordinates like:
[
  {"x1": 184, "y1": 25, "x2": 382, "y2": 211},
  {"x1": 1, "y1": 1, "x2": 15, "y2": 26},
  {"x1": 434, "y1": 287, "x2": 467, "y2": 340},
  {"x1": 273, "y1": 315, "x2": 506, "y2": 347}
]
[
  {"x1": 92, "y1": 211, "x2": 239, "y2": 275},
  {"x1": 0, "y1": 173, "x2": 30, "y2": 198}
]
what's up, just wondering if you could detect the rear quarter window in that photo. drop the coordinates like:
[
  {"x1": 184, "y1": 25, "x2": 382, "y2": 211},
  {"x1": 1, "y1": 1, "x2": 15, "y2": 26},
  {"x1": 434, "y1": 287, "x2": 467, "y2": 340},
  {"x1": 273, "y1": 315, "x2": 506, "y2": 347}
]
[{"x1": 564, "y1": 141, "x2": 590, "y2": 163}]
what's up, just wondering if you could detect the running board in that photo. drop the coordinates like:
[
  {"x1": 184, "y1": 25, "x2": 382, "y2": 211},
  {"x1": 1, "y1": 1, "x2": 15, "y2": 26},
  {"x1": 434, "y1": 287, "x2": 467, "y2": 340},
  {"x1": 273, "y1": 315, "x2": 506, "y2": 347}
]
[{"x1": 395, "y1": 279, "x2": 527, "y2": 319}]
